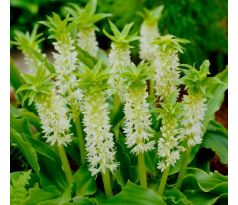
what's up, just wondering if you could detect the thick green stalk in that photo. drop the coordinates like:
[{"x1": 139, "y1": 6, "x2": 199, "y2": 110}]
[
  {"x1": 138, "y1": 153, "x2": 147, "y2": 188},
  {"x1": 176, "y1": 147, "x2": 191, "y2": 190},
  {"x1": 150, "y1": 79, "x2": 155, "y2": 98},
  {"x1": 102, "y1": 169, "x2": 113, "y2": 197},
  {"x1": 111, "y1": 92, "x2": 121, "y2": 121},
  {"x1": 73, "y1": 107, "x2": 86, "y2": 164},
  {"x1": 58, "y1": 145, "x2": 73, "y2": 183},
  {"x1": 158, "y1": 166, "x2": 170, "y2": 196}
]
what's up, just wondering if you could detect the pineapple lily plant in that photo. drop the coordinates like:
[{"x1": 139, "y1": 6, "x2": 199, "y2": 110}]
[{"x1": 10, "y1": 0, "x2": 228, "y2": 204}]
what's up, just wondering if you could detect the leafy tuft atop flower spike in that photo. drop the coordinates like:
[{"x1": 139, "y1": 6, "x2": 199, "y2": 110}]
[
  {"x1": 79, "y1": 61, "x2": 118, "y2": 176},
  {"x1": 13, "y1": 25, "x2": 54, "y2": 73},
  {"x1": 65, "y1": 0, "x2": 111, "y2": 29},
  {"x1": 122, "y1": 62, "x2": 155, "y2": 155},
  {"x1": 40, "y1": 13, "x2": 74, "y2": 43},
  {"x1": 78, "y1": 61, "x2": 110, "y2": 94},
  {"x1": 154, "y1": 34, "x2": 190, "y2": 54},
  {"x1": 17, "y1": 68, "x2": 54, "y2": 105},
  {"x1": 103, "y1": 20, "x2": 139, "y2": 46},
  {"x1": 65, "y1": 0, "x2": 111, "y2": 56},
  {"x1": 138, "y1": 6, "x2": 164, "y2": 26},
  {"x1": 121, "y1": 61, "x2": 152, "y2": 89}
]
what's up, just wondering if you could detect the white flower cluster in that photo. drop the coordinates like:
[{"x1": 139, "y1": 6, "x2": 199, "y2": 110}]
[
  {"x1": 139, "y1": 22, "x2": 159, "y2": 62},
  {"x1": 108, "y1": 43, "x2": 132, "y2": 94},
  {"x1": 181, "y1": 94, "x2": 207, "y2": 147},
  {"x1": 153, "y1": 50, "x2": 180, "y2": 101},
  {"x1": 82, "y1": 92, "x2": 118, "y2": 176},
  {"x1": 77, "y1": 27, "x2": 99, "y2": 57},
  {"x1": 36, "y1": 90, "x2": 72, "y2": 147},
  {"x1": 123, "y1": 88, "x2": 155, "y2": 155},
  {"x1": 53, "y1": 34, "x2": 83, "y2": 105},
  {"x1": 157, "y1": 113, "x2": 184, "y2": 172}
]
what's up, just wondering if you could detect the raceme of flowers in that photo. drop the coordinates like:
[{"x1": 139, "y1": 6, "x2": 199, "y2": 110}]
[{"x1": 15, "y1": 1, "x2": 210, "y2": 181}]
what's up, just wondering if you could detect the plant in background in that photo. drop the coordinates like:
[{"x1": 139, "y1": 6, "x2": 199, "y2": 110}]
[
  {"x1": 65, "y1": 0, "x2": 111, "y2": 57},
  {"x1": 138, "y1": 5, "x2": 164, "y2": 63},
  {"x1": 10, "y1": 1, "x2": 228, "y2": 204},
  {"x1": 78, "y1": 62, "x2": 118, "y2": 197},
  {"x1": 41, "y1": 13, "x2": 86, "y2": 163},
  {"x1": 156, "y1": 96, "x2": 185, "y2": 196},
  {"x1": 104, "y1": 21, "x2": 138, "y2": 95},
  {"x1": 176, "y1": 60, "x2": 211, "y2": 189},
  {"x1": 153, "y1": 35, "x2": 189, "y2": 101},
  {"x1": 121, "y1": 62, "x2": 155, "y2": 188}
]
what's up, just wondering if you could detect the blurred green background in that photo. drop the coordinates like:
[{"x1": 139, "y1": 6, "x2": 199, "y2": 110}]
[{"x1": 10, "y1": 0, "x2": 227, "y2": 75}]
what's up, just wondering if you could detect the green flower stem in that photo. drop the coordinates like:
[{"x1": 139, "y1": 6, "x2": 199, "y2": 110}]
[
  {"x1": 158, "y1": 166, "x2": 170, "y2": 196},
  {"x1": 102, "y1": 169, "x2": 113, "y2": 197},
  {"x1": 72, "y1": 107, "x2": 86, "y2": 164},
  {"x1": 138, "y1": 153, "x2": 147, "y2": 188},
  {"x1": 58, "y1": 145, "x2": 73, "y2": 183},
  {"x1": 176, "y1": 146, "x2": 191, "y2": 190},
  {"x1": 150, "y1": 79, "x2": 155, "y2": 98},
  {"x1": 111, "y1": 92, "x2": 121, "y2": 121}
]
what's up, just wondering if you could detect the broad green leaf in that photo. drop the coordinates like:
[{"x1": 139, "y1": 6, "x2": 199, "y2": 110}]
[
  {"x1": 99, "y1": 181, "x2": 166, "y2": 205},
  {"x1": 23, "y1": 185, "x2": 61, "y2": 205},
  {"x1": 70, "y1": 196, "x2": 95, "y2": 205},
  {"x1": 183, "y1": 191, "x2": 227, "y2": 205},
  {"x1": 164, "y1": 187, "x2": 192, "y2": 205},
  {"x1": 202, "y1": 121, "x2": 228, "y2": 164},
  {"x1": 74, "y1": 165, "x2": 97, "y2": 196},
  {"x1": 203, "y1": 67, "x2": 228, "y2": 130},
  {"x1": 36, "y1": 184, "x2": 73, "y2": 205},
  {"x1": 182, "y1": 167, "x2": 228, "y2": 194},
  {"x1": 10, "y1": 128, "x2": 40, "y2": 173}
]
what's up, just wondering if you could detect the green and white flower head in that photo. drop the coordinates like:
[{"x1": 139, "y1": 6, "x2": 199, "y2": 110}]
[
  {"x1": 65, "y1": 0, "x2": 111, "y2": 57},
  {"x1": 180, "y1": 60, "x2": 210, "y2": 147},
  {"x1": 78, "y1": 62, "x2": 118, "y2": 176},
  {"x1": 157, "y1": 96, "x2": 185, "y2": 172},
  {"x1": 41, "y1": 13, "x2": 83, "y2": 106},
  {"x1": 14, "y1": 25, "x2": 46, "y2": 73},
  {"x1": 153, "y1": 35, "x2": 189, "y2": 101},
  {"x1": 138, "y1": 6, "x2": 164, "y2": 62},
  {"x1": 121, "y1": 62, "x2": 155, "y2": 155},
  {"x1": 104, "y1": 21, "x2": 139, "y2": 94},
  {"x1": 17, "y1": 68, "x2": 72, "y2": 147}
]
